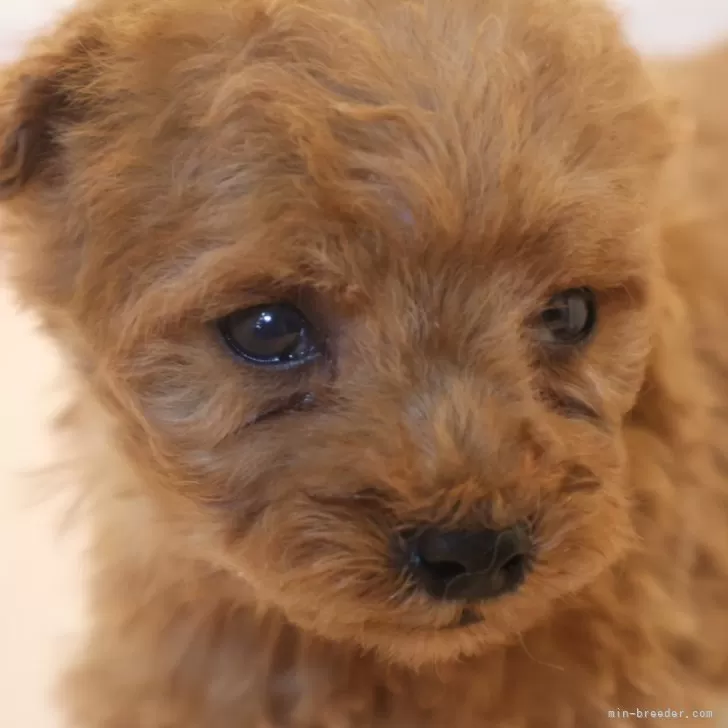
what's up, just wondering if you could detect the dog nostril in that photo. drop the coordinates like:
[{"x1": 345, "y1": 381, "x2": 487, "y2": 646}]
[
  {"x1": 417, "y1": 558, "x2": 467, "y2": 583},
  {"x1": 502, "y1": 552, "x2": 526, "y2": 578},
  {"x1": 403, "y1": 525, "x2": 533, "y2": 603}
]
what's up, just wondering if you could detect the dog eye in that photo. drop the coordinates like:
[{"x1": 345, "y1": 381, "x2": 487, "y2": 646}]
[
  {"x1": 217, "y1": 304, "x2": 322, "y2": 367},
  {"x1": 537, "y1": 288, "x2": 597, "y2": 345}
]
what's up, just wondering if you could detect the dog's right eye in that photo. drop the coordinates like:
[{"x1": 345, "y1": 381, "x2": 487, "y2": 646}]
[
  {"x1": 217, "y1": 304, "x2": 322, "y2": 368},
  {"x1": 536, "y1": 288, "x2": 597, "y2": 347}
]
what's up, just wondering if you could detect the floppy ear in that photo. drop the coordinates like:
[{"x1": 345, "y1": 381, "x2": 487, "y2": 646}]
[
  {"x1": 0, "y1": 71, "x2": 61, "y2": 198},
  {"x1": 0, "y1": 26, "x2": 104, "y2": 316},
  {"x1": 0, "y1": 21, "x2": 98, "y2": 201}
]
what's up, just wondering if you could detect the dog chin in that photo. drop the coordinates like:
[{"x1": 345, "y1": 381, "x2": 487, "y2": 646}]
[
  {"x1": 265, "y1": 594, "x2": 534, "y2": 668},
  {"x1": 335, "y1": 619, "x2": 514, "y2": 668}
]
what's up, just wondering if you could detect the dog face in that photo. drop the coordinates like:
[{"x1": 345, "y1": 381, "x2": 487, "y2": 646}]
[{"x1": 1, "y1": 0, "x2": 674, "y2": 665}]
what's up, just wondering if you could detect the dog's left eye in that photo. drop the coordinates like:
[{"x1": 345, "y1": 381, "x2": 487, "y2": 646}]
[
  {"x1": 217, "y1": 304, "x2": 322, "y2": 368},
  {"x1": 537, "y1": 288, "x2": 597, "y2": 346}
]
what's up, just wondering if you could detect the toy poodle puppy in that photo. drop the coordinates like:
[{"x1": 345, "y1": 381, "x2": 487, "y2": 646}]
[{"x1": 1, "y1": 0, "x2": 727, "y2": 725}]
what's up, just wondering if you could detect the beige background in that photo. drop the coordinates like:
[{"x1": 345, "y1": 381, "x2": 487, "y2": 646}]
[{"x1": 2, "y1": 1, "x2": 728, "y2": 727}]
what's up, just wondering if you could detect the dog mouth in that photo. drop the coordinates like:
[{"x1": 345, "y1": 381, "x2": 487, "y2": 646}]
[{"x1": 452, "y1": 608, "x2": 483, "y2": 628}]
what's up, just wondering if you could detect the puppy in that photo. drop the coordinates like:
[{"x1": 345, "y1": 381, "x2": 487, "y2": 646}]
[{"x1": 2, "y1": 0, "x2": 728, "y2": 725}]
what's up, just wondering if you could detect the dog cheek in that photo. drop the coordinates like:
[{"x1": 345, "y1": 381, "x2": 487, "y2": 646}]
[
  {"x1": 536, "y1": 467, "x2": 634, "y2": 593},
  {"x1": 230, "y1": 494, "x2": 398, "y2": 622}
]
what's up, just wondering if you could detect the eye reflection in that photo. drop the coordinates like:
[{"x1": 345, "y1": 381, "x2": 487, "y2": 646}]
[{"x1": 217, "y1": 303, "x2": 322, "y2": 368}]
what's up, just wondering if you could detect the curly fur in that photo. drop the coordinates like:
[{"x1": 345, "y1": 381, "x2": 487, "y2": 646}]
[{"x1": 1, "y1": 0, "x2": 728, "y2": 725}]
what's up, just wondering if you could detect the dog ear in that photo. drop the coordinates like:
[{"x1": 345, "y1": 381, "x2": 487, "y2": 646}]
[
  {"x1": 0, "y1": 29, "x2": 97, "y2": 201},
  {"x1": 0, "y1": 72, "x2": 60, "y2": 198}
]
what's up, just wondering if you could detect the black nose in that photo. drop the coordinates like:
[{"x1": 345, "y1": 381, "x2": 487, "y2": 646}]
[{"x1": 403, "y1": 525, "x2": 532, "y2": 602}]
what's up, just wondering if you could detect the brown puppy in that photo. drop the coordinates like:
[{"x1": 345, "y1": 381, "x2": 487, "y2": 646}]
[{"x1": 2, "y1": 0, "x2": 728, "y2": 725}]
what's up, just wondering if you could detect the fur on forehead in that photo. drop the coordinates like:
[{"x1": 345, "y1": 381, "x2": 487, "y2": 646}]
[{"x1": 1, "y1": 0, "x2": 675, "y2": 340}]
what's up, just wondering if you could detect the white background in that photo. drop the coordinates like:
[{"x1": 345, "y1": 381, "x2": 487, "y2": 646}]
[{"x1": 1, "y1": 2, "x2": 728, "y2": 727}]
